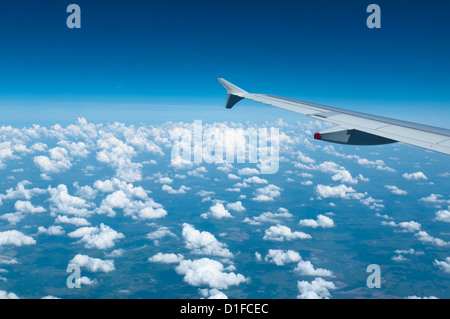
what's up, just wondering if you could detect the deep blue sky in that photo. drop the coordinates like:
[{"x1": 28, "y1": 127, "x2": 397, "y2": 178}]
[{"x1": 0, "y1": 0, "x2": 449, "y2": 126}]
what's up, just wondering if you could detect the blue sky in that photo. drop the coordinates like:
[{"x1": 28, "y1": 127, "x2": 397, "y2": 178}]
[
  {"x1": 0, "y1": 2, "x2": 450, "y2": 299},
  {"x1": 0, "y1": 0, "x2": 449, "y2": 127}
]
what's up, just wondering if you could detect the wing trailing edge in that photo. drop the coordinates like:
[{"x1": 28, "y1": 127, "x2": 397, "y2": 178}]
[{"x1": 218, "y1": 78, "x2": 450, "y2": 155}]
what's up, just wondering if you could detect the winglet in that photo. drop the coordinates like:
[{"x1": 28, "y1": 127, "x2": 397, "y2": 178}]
[{"x1": 218, "y1": 78, "x2": 247, "y2": 109}]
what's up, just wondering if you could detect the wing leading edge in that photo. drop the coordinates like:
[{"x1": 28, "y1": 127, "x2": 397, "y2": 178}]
[{"x1": 218, "y1": 78, "x2": 450, "y2": 156}]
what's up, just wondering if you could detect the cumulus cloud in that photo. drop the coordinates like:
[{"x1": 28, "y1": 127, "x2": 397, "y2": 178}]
[
  {"x1": 415, "y1": 231, "x2": 449, "y2": 247},
  {"x1": 385, "y1": 185, "x2": 408, "y2": 195},
  {"x1": 75, "y1": 276, "x2": 97, "y2": 287},
  {"x1": 38, "y1": 225, "x2": 65, "y2": 236},
  {"x1": 264, "y1": 249, "x2": 301, "y2": 266},
  {"x1": 299, "y1": 214, "x2": 335, "y2": 229},
  {"x1": 47, "y1": 184, "x2": 92, "y2": 218},
  {"x1": 148, "y1": 252, "x2": 184, "y2": 264},
  {"x1": 297, "y1": 278, "x2": 336, "y2": 299},
  {"x1": 252, "y1": 184, "x2": 282, "y2": 202},
  {"x1": 182, "y1": 223, "x2": 233, "y2": 258},
  {"x1": 0, "y1": 290, "x2": 20, "y2": 299},
  {"x1": 263, "y1": 224, "x2": 311, "y2": 242},
  {"x1": 315, "y1": 184, "x2": 362, "y2": 200},
  {"x1": 243, "y1": 176, "x2": 268, "y2": 184},
  {"x1": 315, "y1": 184, "x2": 383, "y2": 210},
  {"x1": 33, "y1": 147, "x2": 72, "y2": 175},
  {"x1": 96, "y1": 188, "x2": 167, "y2": 221},
  {"x1": 402, "y1": 172, "x2": 428, "y2": 180},
  {"x1": 96, "y1": 134, "x2": 142, "y2": 182},
  {"x1": 146, "y1": 226, "x2": 177, "y2": 245},
  {"x1": 0, "y1": 180, "x2": 46, "y2": 202},
  {"x1": 162, "y1": 184, "x2": 190, "y2": 194},
  {"x1": 294, "y1": 261, "x2": 334, "y2": 277},
  {"x1": 226, "y1": 201, "x2": 246, "y2": 213},
  {"x1": 434, "y1": 210, "x2": 450, "y2": 223},
  {"x1": 68, "y1": 223, "x2": 125, "y2": 250},
  {"x1": 0, "y1": 230, "x2": 36, "y2": 247},
  {"x1": 199, "y1": 288, "x2": 228, "y2": 299},
  {"x1": 243, "y1": 208, "x2": 293, "y2": 226},
  {"x1": 175, "y1": 258, "x2": 247, "y2": 290},
  {"x1": 382, "y1": 220, "x2": 422, "y2": 233},
  {"x1": 433, "y1": 257, "x2": 450, "y2": 273},
  {"x1": 14, "y1": 200, "x2": 45, "y2": 214},
  {"x1": 201, "y1": 203, "x2": 233, "y2": 220},
  {"x1": 69, "y1": 254, "x2": 115, "y2": 273},
  {"x1": 55, "y1": 215, "x2": 91, "y2": 227}
]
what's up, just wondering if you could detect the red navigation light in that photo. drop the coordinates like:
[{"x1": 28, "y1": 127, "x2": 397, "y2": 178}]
[{"x1": 314, "y1": 132, "x2": 322, "y2": 140}]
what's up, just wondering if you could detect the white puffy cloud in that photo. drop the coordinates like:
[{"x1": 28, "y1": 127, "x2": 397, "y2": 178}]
[
  {"x1": 297, "y1": 278, "x2": 336, "y2": 299},
  {"x1": 402, "y1": 172, "x2": 428, "y2": 180},
  {"x1": 405, "y1": 296, "x2": 438, "y2": 299},
  {"x1": 0, "y1": 180, "x2": 46, "y2": 202},
  {"x1": 38, "y1": 226, "x2": 65, "y2": 236},
  {"x1": 225, "y1": 201, "x2": 246, "y2": 213},
  {"x1": 322, "y1": 146, "x2": 395, "y2": 173},
  {"x1": 162, "y1": 184, "x2": 190, "y2": 194},
  {"x1": 155, "y1": 177, "x2": 173, "y2": 184},
  {"x1": 433, "y1": 257, "x2": 450, "y2": 273},
  {"x1": 201, "y1": 203, "x2": 233, "y2": 220},
  {"x1": 47, "y1": 184, "x2": 92, "y2": 218},
  {"x1": 264, "y1": 249, "x2": 301, "y2": 266},
  {"x1": 385, "y1": 185, "x2": 408, "y2": 195},
  {"x1": 57, "y1": 140, "x2": 90, "y2": 158},
  {"x1": 96, "y1": 188, "x2": 167, "y2": 221},
  {"x1": 0, "y1": 212, "x2": 25, "y2": 225},
  {"x1": 415, "y1": 231, "x2": 449, "y2": 247},
  {"x1": 69, "y1": 254, "x2": 115, "y2": 273},
  {"x1": 199, "y1": 288, "x2": 228, "y2": 299},
  {"x1": 175, "y1": 258, "x2": 247, "y2": 290},
  {"x1": 33, "y1": 147, "x2": 72, "y2": 174},
  {"x1": 182, "y1": 223, "x2": 233, "y2": 258},
  {"x1": 243, "y1": 209, "x2": 293, "y2": 226},
  {"x1": 14, "y1": 200, "x2": 45, "y2": 214},
  {"x1": 392, "y1": 255, "x2": 408, "y2": 262},
  {"x1": 68, "y1": 223, "x2": 125, "y2": 250},
  {"x1": 315, "y1": 184, "x2": 383, "y2": 210},
  {"x1": 252, "y1": 184, "x2": 282, "y2": 202},
  {"x1": 419, "y1": 193, "x2": 448, "y2": 204},
  {"x1": 294, "y1": 261, "x2": 334, "y2": 277},
  {"x1": 263, "y1": 224, "x2": 311, "y2": 242},
  {"x1": 55, "y1": 215, "x2": 91, "y2": 227},
  {"x1": 398, "y1": 221, "x2": 421, "y2": 233},
  {"x1": 76, "y1": 276, "x2": 97, "y2": 287},
  {"x1": 315, "y1": 184, "x2": 362, "y2": 200},
  {"x1": 299, "y1": 214, "x2": 335, "y2": 229},
  {"x1": 146, "y1": 226, "x2": 177, "y2": 246},
  {"x1": 74, "y1": 184, "x2": 98, "y2": 200},
  {"x1": 0, "y1": 290, "x2": 20, "y2": 299},
  {"x1": 435, "y1": 210, "x2": 450, "y2": 223},
  {"x1": 0, "y1": 230, "x2": 36, "y2": 247},
  {"x1": 188, "y1": 166, "x2": 208, "y2": 178},
  {"x1": 382, "y1": 220, "x2": 422, "y2": 233},
  {"x1": 104, "y1": 249, "x2": 125, "y2": 258},
  {"x1": 148, "y1": 252, "x2": 184, "y2": 264},
  {"x1": 243, "y1": 176, "x2": 268, "y2": 184},
  {"x1": 96, "y1": 134, "x2": 142, "y2": 182}
]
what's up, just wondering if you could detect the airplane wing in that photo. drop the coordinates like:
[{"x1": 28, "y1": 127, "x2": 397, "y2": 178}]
[{"x1": 218, "y1": 78, "x2": 450, "y2": 156}]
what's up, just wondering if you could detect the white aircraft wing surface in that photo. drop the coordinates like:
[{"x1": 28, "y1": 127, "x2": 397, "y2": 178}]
[{"x1": 218, "y1": 78, "x2": 450, "y2": 155}]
